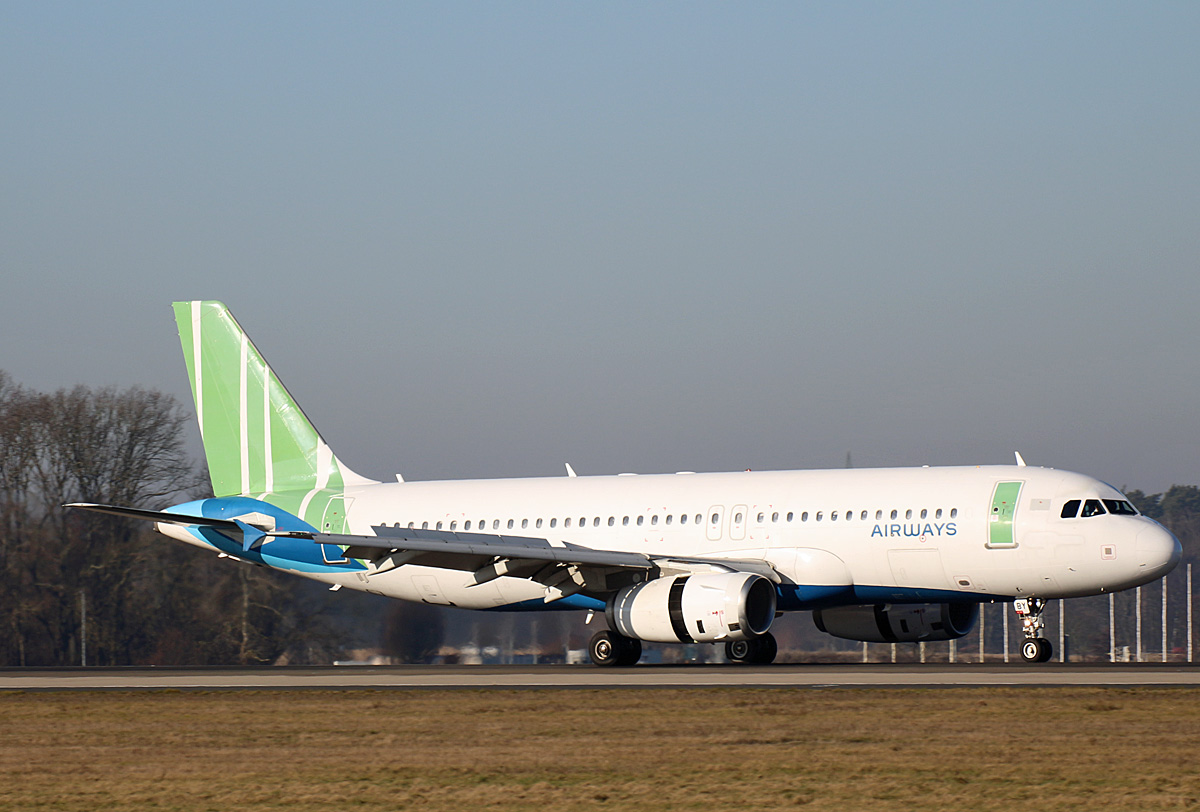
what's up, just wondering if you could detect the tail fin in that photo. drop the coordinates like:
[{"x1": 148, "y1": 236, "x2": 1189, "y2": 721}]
[{"x1": 172, "y1": 301, "x2": 376, "y2": 498}]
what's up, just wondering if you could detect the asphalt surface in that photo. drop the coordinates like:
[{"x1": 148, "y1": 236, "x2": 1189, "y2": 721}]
[{"x1": 4, "y1": 663, "x2": 1200, "y2": 691}]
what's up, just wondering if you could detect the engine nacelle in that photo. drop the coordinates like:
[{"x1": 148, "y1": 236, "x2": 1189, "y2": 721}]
[
  {"x1": 812, "y1": 603, "x2": 978, "y2": 643},
  {"x1": 607, "y1": 572, "x2": 777, "y2": 643}
]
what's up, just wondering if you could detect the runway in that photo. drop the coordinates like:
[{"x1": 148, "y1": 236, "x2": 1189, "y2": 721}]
[{"x1": 4, "y1": 663, "x2": 1200, "y2": 691}]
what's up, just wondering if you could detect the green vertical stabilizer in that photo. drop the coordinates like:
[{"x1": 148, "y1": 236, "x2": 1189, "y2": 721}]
[{"x1": 172, "y1": 301, "x2": 374, "y2": 504}]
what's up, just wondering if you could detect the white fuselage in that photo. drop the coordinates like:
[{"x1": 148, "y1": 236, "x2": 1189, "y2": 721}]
[{"x1": 270, "y1": 464, "x2": 1179, "y2": 611}]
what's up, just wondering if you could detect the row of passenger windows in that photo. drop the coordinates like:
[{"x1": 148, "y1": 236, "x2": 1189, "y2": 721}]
[
  {"x1": 1061, "y1": 499, "x2": 1138, "y2": 519},
  {"x1": 391, "y1": 506, "x2": 959, "y2": 533}
]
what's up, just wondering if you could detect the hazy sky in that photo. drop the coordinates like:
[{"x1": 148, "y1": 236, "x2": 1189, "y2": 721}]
[{"x1": 3, "y1": 3, "x2": 1198, "y2": 492}]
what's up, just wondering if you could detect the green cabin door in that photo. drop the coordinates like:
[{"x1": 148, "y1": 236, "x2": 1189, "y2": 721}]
[{"x1": 987, "y1": 481, "x2": 1022, "y2": 547}]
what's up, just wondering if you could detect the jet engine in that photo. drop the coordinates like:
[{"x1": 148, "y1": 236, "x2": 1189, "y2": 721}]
[
  {"x1": 607, "y1": 572, "x2": 776, "y2": 643},
  {"x1": 812, "y1": 603, "x2": 977, "y2": 643}
]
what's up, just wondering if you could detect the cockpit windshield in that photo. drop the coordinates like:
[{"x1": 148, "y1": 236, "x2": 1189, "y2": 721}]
[
  {"x1": 1061, "y1": 498, "x2": 1139, "y2": 519},
  {"x1": 1103, "y1": 499, "x2": 1139, "y2": 516}
]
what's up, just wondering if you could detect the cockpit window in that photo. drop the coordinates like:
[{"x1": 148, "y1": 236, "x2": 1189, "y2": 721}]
[
  {"x1": 1103, "y1": 499, "x2": 1139, "y2": 516},
  {"x1": 1061, "y1": 499, "x2": 1081, "y2": 519},
  {"x1": 1081, "y1": 499, "x2": 1106, "y2": 518}
]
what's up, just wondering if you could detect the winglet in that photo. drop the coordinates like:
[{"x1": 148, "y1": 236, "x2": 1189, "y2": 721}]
[
  {"x1": 565, "y1": 463, "x2": 577, "y2": 478},
  {"x1": 1015, "y1": 451, "x2": 1027, "y2": 467}
]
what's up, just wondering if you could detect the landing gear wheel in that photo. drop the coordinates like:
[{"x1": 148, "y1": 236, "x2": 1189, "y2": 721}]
[
  {"x1": 617, "y1": 636, "x2": 643, "y2": 667},
  {"x1": 753, "y1": 632, "x2": 778, "y2": 665},
  {"x1": 726, "y1": 632, "x2": 777, "y2": 665},
  {"x1": 589, "y1": 630, "x2": 642, "y2": 667},
  {"x1": 1020, "y1": 637, "x2": 1053, "y2": 663},
  {"x1": 726, "y1": 639, "x2": 752, "y2": 663}
]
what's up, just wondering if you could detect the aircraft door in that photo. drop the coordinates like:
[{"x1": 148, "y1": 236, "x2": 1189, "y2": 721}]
[
  {"x1": 706, "y1": 505, "x2": 724, "y2": 541},
  {"x1": 319, "y1": 496, "x2": 352, "y2": 564},
  {"x1": 987, "y1": 481, "x2": 1022, "y2": 548}
]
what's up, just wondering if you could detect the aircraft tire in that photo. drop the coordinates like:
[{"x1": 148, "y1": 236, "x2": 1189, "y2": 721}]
[
  {"x1": 1036, "y1": 638, "x2": 1054, "y2": 663},
  {"x1": 1021, "y1": 638, "x2": 1045, "y2": 663},
  {"x1": 725, "y1": 639, "x2": 751, "y2": 663},
  {"x1": 589, "y1": 630, "x2": 641, "y2": 667},
  {"x1": 749, "y1": 632, "x2": 778, "y2": 665},
  {"x1": 616, "y1": 636, "x2": 643, "y2": 667},
  {"x1": 589, "y1": 630, "x2": 622, "y2": 667}
]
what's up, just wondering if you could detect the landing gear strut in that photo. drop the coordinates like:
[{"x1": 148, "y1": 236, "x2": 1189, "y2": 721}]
[
  {"x1": 725, "y1": 632, "x2": 778, "y2": 665},
  {"x1": 1014, "y1": 598, "x2": 1053, "y2": 663},
  {"x1": 588, "y1": 629, "x2": 642, "y2": 667}
]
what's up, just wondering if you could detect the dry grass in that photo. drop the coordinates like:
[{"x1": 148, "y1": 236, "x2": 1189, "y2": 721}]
[{"x1": 2, "y1": 687, "x2": 1199, "y2": 811}]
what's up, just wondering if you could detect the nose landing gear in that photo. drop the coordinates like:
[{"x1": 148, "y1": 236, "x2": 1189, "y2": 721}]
[{"x1": 1014, "y1": 598, "x2": 1054, "y2": 663}]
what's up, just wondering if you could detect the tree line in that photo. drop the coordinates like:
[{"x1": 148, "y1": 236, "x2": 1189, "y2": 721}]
[
  {"x1": 2, "y1": 370, "x2": 1198, "y2": 666},
  {"x1": 0, "y1": 372, "x2": 379, "y2": 666}
]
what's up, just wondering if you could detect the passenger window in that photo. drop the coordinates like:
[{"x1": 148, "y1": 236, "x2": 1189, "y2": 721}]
[
  {"x1": 680, "y1": 514, "x2": 688, "y2": 525},
  {"x1": 757, "y1": 512, "x2": 764, "y2": 523},
  {"x1": 772, "y1": 512, "x2": 779, "y2": 522},
  {"x1": 464, "y1": 521, "x2": 472, "y2": 530},
  {"x1": 608, "y1": 517, "x2": 615, "y2": 527},
  {"x1": 816, "y1": 512, "x2": 823, "y2": 521},
  {"x1": 860, "y1": 510, "x2": 867, "y2": 520},
  {"x1": 565, "y1": 518, "x2": 572, "y2": 528},
  {"x1": 550, "y1": 518, "x2": 557, "y2": 528},
  {"x1": 920, "y1": 509, "x2": 927, "y2": 520},
  {"x1": 507, "y1": 519, "x2": 514, "y2": 530},
  {"x1": 593, "y1": 517, "x2": 600, "y2": 527},
  {"x1": 494, "y1": 520, "x2": 501, "y2": 530},
  {"x1": 436, "y1": 521, "x2": 443, "y2": 530},
  {"x1": 787, "y1": 512, "x2": 794, "y2": 522},
  {"x1": 623, "y1": 516, "x2": 629, "y2": 526},
  {"x1": 638, "y1": 516, "x2": 644, "y2": 526},
  {"x1": 890, "y1": 510, "x2": 898, "y2": 520},
  {"x1": 421, "y1": 522, "x2": 428, "y2": 529},
  {"x1": 408, "y1": 522, "x2": 415, "y2": 529},
  {"x1": 695, "y1": 514, "x2": 702, "y2": 524},
  {"x1": 831, "y1": 511, "x2": 838, "y2": 521},
  {"x1": 801, "y1": 512, "x2": 808, "y2": 521},
  {"x1": 950, "y1": 508, "x2": 958, "y2": 518},
  {"x1": 450, "y1": 521, "x2": 457, "y2": 531},
  {"x1": 536, "y1": 518, "x2": 543, "y2": 528},
  {"x1": 579, "y1": 517, "x2": 585, "y2": 527},
  {"x1": 651, "y1": 515, "x2": 659, "y2": 526},
  {"x1": 711, "y1": 513, "x2": 719, "y2": 525},
  {"x1": 875, "y1": 510, "x2": 882, "y2": 520},
  {"x1": 844, "y1": 510, "x2": 852, "y2": 521},
  {"x1": 905, "y1": 509, "x2": 913, "y2": 520},
  {"x1": 935, "y1": 508, "x2": 942, "y2": 519},
  {"x1": 1081, "y1": 499, "x2": 1106, "y2": 518},
  {"x1": 734, "y1": 512, "x2": 743, "y2": 523},
  {"x1": 1061, "y1": 500, "x2": 1081, "y2": 519},
  {"x1": 1103, "y1": 500, "x2": 1139, "y2": 516},
  {"x1": 666, "y1": 515, "x2": 673, "y2": 525}
]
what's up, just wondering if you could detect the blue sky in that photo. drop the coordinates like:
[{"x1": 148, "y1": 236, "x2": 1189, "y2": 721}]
[{"x1": 2, "y1": 3, "x2": 1198, "y2": 491}]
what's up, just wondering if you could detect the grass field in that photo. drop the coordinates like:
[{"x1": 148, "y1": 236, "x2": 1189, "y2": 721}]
[{"x1": 2, "y1": 687, "x2": 1198, "y2": 811}]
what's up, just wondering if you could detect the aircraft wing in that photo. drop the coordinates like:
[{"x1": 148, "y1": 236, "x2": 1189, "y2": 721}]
[
  {"x1": 313, "y1": 525, "x2": 782, "y2": 590},
  {"x1": 66, "y1": 503, "x2": 779, "y2": 601}
]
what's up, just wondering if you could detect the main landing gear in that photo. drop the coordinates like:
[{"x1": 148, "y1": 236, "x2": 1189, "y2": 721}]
[
  {"x1": 1015, "y1": 598, "x2": 1054, "y2": 663},
  {"x1": 589, "y1": 629, "x2": 643, "y2": 667},
  {"x1": 725, "y1": 632, "x2": 778, "y2": 665}
]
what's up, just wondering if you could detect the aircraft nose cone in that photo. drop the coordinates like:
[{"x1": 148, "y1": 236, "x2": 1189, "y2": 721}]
[{"x1": 1136, "y1": 524, "x2": 1182, "y2": 578}]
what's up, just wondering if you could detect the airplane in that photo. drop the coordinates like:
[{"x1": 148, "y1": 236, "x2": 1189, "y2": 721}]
[{"x1": 69, "y1": 301, "x2": 1181, "y2": 666}]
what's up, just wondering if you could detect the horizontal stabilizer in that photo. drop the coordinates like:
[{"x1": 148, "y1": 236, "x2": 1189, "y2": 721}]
[{"x1": 65, "y1": 503, "x2": 242, "y2": 531}]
